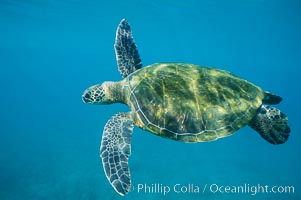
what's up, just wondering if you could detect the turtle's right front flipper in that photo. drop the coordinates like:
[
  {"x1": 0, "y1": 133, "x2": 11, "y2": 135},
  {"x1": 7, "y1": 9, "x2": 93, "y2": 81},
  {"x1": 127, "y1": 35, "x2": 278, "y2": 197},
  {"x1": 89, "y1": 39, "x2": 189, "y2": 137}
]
[{"x1": 100, "y1": 112, "x2": 134, "y2": 195}]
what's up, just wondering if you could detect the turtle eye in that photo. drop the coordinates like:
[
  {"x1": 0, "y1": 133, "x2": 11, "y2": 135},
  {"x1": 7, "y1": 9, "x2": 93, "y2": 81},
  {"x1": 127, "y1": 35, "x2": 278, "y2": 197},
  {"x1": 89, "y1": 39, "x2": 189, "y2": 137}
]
[
  {"x1": 94, "y1": 90, "x2": 105, "y2": 102},
  {"x1": 82, "y1": 84, "x2": 105, "y2": 104},
  {"x1": 90, "y1": 85, "x2": 105, "y2": 103},
  {"x1": 82, "y1": 82, "x2": 114, "y2": 105}
]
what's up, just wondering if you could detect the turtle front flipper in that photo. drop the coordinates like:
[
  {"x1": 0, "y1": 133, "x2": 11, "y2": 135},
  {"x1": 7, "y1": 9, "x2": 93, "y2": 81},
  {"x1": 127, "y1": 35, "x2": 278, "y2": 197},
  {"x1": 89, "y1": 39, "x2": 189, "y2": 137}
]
[
  {"x1": 114, "y1": 19, "x2": 142, "y2": 78},
  {"x1": 100, "y1": 112, "x2": 134, "y2": 195},
  {"x1": 248, "y1": 105, "x2": 290, "y2": 144}
]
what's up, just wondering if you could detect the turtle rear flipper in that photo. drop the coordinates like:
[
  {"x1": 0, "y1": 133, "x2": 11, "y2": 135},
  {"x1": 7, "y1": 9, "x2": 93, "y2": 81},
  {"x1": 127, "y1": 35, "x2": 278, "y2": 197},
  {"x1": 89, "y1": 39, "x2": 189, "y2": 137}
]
[
  {"x1": 263, "y1": 91, "x2": 282, "y2": 104},
  {"x1": 248, "y1": 105, "x2": 290, "y2": 144}
]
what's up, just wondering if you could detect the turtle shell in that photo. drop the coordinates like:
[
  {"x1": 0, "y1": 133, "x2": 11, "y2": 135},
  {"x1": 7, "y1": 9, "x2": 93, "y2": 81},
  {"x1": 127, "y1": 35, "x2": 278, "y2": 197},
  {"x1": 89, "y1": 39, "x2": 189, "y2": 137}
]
[{"x1": 123, "y1": 63, "x2": 265, "y2": 142}]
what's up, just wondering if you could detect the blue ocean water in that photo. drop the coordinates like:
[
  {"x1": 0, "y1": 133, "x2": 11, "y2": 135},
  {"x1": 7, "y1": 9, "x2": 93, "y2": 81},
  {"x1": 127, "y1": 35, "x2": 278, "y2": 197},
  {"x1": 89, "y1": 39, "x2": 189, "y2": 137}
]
[{"x1": 0, "y1": 0, "x2": 300, "y2": 199}]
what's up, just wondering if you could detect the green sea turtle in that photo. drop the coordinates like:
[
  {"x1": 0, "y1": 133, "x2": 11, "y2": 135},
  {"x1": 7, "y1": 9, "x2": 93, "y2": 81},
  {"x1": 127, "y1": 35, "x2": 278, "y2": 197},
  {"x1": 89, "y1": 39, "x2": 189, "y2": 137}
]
[{"x1": 82, "y1": 19, "x2": 290, "y2": 195}]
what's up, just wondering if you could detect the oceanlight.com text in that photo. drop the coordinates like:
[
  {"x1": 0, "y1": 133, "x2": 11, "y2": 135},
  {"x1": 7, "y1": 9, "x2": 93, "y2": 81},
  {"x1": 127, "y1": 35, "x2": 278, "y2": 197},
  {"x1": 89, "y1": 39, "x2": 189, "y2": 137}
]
[
  {"x1": 134, "y1": 183, "x2": 295, "y2": 196},
  {"x1": 208, "y1": 183, "x2": 294, "y2": 195}
]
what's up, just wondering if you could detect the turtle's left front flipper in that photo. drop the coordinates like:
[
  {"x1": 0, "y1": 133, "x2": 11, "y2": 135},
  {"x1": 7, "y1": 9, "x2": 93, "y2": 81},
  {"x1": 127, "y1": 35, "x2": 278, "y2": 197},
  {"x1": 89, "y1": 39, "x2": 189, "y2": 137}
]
[
  {"x1": 114, "y1": 19, "x2": 142, "y2": 78},
  {"x1": 100, "y1": 112, "x2": 134, "y2": 196}
]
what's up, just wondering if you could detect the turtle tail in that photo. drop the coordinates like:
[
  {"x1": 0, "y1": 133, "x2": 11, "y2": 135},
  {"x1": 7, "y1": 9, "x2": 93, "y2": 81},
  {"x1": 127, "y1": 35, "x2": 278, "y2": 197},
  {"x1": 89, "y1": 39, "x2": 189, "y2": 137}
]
[
  {"x1": 248, "y1": 105, "x2": 290, "y2": 144},
  {"x1": 262, "y1": 91, "x2": 282, "y2": 105}
]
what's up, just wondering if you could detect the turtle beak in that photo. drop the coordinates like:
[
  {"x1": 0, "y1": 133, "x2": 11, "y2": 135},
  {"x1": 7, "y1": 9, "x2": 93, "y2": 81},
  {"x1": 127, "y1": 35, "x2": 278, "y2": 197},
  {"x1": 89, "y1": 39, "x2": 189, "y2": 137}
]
[{"x1": 82, "y1": 89, "x2": 92, "y2": 103}]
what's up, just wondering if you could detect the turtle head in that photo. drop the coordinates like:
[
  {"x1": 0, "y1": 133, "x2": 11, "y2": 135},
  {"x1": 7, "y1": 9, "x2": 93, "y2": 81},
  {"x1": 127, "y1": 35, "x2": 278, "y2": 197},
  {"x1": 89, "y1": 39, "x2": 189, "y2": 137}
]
[{"x1": 82, "y1": 81, "x2": 116, "y2": 105}]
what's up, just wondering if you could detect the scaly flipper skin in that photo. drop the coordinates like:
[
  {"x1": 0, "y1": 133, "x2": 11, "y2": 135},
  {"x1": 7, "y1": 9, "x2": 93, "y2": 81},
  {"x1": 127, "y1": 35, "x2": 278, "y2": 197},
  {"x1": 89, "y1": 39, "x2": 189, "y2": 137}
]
[
  {"x1": 114, "y1": 19, "x2": 142, "y2": 78},
  {"x1": 248, "y1": 105, "x2": 290, "y2": 144},
  {"x1": 100, "y1": 112, "x2": 134, "y2": 196}
]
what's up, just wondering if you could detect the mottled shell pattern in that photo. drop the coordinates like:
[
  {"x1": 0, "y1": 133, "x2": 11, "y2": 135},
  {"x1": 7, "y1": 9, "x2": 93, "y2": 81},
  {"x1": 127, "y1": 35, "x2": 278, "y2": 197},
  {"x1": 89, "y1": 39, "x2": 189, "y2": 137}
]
[{"x1": 121, "y1": 63, "x2": 264, "y2": 142}]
